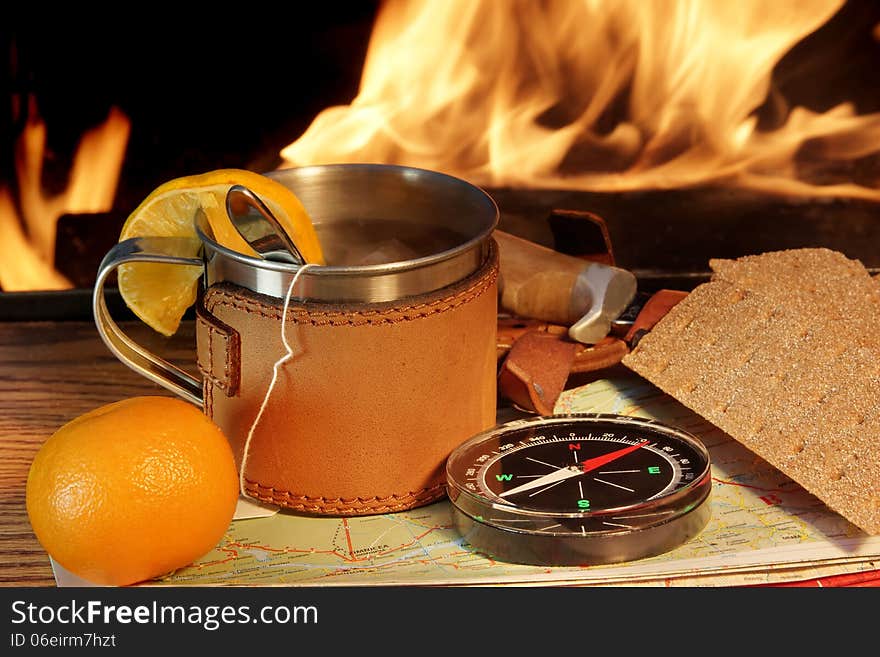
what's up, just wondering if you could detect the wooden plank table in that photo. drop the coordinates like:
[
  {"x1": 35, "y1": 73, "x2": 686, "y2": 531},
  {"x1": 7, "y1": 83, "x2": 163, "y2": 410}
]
[{"x1": 0, "y1": 320, "x2": 197, "y2": 587}]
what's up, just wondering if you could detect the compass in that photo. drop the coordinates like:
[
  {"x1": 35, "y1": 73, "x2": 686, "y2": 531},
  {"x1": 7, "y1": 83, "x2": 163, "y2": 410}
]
[{"x1": 445, "y1": 413, "x2": 712, "y2": 566}]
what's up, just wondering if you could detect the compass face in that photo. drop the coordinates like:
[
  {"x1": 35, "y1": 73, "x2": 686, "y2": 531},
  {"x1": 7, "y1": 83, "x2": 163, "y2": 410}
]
[
  {"x1": 445, "y1": 414, "x2": 712, "y2": 564},
  {"x1": 481, "y1": 430, "x2": 704, "y2": 514}
]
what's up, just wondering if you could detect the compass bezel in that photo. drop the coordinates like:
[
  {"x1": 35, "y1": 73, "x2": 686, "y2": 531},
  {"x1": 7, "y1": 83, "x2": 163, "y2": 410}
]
[{"x1": 445, "y1": 413, "x2": 713, "y2": 566}]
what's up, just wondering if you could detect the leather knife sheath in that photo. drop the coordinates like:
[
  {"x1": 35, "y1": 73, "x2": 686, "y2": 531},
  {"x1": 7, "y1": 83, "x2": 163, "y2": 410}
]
[{"x1": 497, "y1": 289, "x2": 688, "y2": 414}]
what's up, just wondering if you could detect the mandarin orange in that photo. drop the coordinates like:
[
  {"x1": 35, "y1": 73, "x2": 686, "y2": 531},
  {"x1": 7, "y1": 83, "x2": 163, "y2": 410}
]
[
  {"x1": 116, "y1": 168, "x2": 325, "y2": 337},
  {"x1": 26, "y1": 396, "x2": 239, "y2": 586}
]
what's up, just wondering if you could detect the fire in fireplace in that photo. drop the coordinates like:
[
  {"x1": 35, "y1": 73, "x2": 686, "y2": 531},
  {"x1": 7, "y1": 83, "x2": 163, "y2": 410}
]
[
  {"x1": 281, "y1": 0, "x2": 880, "y2": 198},
  {"x1": 0, "y1": 7, "x2": 378, "y2": 294},
  {"x1": 1, "y1": 0, "x2": 879, "y2": 300}
]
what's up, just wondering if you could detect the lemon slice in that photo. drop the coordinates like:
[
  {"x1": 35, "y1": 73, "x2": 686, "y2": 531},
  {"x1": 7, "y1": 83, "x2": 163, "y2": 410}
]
[{"x1": 117, "y1": 168, "x2": 325, "y2": 337}]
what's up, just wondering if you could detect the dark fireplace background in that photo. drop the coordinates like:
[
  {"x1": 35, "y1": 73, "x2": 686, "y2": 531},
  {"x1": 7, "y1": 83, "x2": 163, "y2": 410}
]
[
  {"x1": 2, "y1": 4, "x2": 380, "y2": 213},
  {"x1": 2, "y1": 0, "x2": 879, "y2": 315}
]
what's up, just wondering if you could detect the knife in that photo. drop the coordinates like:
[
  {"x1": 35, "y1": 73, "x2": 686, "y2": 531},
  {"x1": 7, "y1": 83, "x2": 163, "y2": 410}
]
[
  {"x1": 493, "y1": 229, "x2": 688, "y2": 414},
  {"x1": 494, "y1": 229, "x2": 638, "y2": 344}
]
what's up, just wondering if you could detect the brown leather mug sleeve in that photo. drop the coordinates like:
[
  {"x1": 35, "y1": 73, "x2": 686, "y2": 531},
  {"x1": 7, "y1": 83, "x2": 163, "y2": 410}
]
[{"x1": 197, "y1": 245, "x2": 499, "y2": 515}]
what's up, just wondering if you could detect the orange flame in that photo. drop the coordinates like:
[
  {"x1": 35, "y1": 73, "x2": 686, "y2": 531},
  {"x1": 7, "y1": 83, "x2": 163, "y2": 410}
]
[
  {"x1": 281, "y1": 0, "x2": 880, "y2": 199},
  {"x1": 0, "y1": 100, "x2": 130, "y2": 291}
]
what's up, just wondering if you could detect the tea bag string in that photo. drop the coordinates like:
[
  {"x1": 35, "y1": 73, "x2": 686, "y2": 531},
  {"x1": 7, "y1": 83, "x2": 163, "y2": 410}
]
[{"x1": 239, "y1": 263, "x2": 314, "y2": 499}]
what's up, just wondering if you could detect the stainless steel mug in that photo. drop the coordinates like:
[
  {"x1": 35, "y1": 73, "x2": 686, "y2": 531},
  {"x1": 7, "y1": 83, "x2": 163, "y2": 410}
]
[{"x1": 93, "y1": 164, "x2": 500, "y2": 515}]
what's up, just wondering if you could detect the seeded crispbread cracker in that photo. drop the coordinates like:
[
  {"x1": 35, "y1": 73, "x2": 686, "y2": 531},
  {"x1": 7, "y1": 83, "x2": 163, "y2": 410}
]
[{"x1": 622, "y1": 248, "x2": 880, "y2": 535}]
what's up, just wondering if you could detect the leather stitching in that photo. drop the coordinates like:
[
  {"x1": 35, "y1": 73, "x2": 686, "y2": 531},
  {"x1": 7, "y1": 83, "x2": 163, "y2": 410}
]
[
  {"x1": 203, "y1": 372, "x2": 214, "y2": 418},
  {"x1": 243, "y1": 480, "x2": 447, "y2": 514},
  {"x1": 204, "y1": 259, "x2": 498, "y2": 326}
]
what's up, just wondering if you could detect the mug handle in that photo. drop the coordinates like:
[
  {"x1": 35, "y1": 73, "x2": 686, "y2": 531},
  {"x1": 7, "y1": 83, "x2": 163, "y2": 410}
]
[{"x1": 92, "y1": 236, "x2": 205, "y2": 406}]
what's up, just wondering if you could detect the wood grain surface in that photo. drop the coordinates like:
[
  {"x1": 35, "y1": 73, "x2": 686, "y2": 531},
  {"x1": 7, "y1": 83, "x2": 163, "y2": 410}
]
[{"x1": 0, "y1": 320, "x2": 198, "y2": 587}]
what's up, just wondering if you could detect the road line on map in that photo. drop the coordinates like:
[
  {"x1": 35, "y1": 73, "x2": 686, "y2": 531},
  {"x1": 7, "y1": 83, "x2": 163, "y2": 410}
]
[
  {"x1": 712, "y1": 476, "x2": 795, "y2": 493},
  {"x1": 343, "y1": 518, "x2": 356, "y2": 560}
]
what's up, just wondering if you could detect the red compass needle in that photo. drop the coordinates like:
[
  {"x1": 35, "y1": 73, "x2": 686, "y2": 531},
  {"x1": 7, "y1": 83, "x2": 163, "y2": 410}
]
[{"x1": 581, "y1": 440, "x2": 650, "y2": 473}]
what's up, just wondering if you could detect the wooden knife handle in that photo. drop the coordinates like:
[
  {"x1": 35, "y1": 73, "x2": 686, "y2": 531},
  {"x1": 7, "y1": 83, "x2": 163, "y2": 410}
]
[{"x1": 494, "y1": 229, "x2": 588, "y2": 325}]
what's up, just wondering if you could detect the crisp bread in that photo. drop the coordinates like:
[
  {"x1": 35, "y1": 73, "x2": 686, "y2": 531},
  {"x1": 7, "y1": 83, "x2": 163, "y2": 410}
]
[{"x1": 622, "y1": 248, "x2": 880, "y2": 535}]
